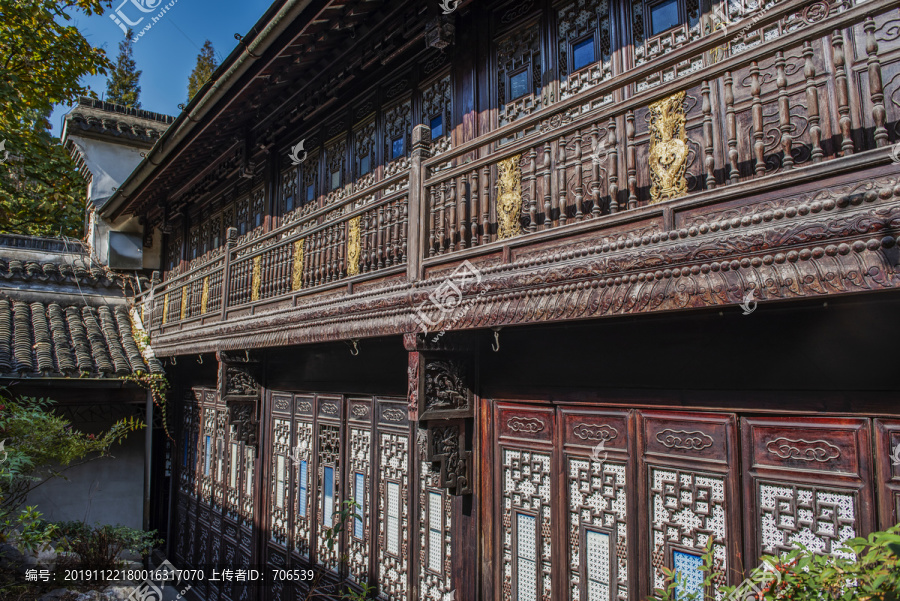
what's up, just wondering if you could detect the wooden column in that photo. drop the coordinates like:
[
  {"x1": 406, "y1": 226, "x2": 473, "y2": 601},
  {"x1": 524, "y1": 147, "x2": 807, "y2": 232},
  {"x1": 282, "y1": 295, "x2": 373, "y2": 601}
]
[{"x1": 409, "y1": 124, "x2": 432, "y2": 282}]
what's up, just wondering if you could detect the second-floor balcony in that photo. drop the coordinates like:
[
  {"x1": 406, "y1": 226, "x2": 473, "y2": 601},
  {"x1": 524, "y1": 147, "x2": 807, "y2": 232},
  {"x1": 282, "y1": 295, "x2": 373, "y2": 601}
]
[{"x1": 138, "y1": 0, "x2": 900, "y2": 350}]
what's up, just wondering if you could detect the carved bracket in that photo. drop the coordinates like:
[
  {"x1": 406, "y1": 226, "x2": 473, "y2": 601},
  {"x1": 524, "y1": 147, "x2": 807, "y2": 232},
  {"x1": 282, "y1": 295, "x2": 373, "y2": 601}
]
[
  {"x1": 425, "y1": 16, "x2": 455, "y2": 50},
  {"x1": 218, "y1": 351, "x2": 261, "y2": 447},
  {"x1": 424, "y1": 420, "x2": 472, "y2": 496}
]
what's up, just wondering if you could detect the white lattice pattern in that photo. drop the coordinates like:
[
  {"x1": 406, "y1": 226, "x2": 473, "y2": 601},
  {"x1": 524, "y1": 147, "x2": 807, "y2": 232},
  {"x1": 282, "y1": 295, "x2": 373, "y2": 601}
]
[
  {"x1": 293, "y1": 421, "x2": 313, "y2": 557},
  {"x1": 501, "y1": 448, "x2": 552, "y2": 601},
  {"x1": 378, "y1": 432, "x2": 409, "y2": 601},
  {"x1": 759, "y1": 483, "x2": 857, "y2": 560},
  {"x1": 650, "y1": 468, "x2": 727, "y2": 599},
  {"x1": 419, "y1": 454, "x2": 453, "y2": 601},
  {"x1": 348, "y1": 427, "x2": 371, "y2": 584},
  {"x1": 270, "y1": 418, "x2": 291, "y2": 546},
  {"x1": 568, "y1": 457, "x2": 627, "y2": 601},
  {"x1": 586, "y1": 530, "x2": 611, "y2": 601}
]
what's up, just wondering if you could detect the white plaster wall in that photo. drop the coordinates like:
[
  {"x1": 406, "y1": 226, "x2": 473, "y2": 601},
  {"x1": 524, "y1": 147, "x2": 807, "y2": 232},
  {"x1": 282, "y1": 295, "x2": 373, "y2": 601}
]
[{"x1": 68, "y1": 136, "x2": 145, "y2": 208}]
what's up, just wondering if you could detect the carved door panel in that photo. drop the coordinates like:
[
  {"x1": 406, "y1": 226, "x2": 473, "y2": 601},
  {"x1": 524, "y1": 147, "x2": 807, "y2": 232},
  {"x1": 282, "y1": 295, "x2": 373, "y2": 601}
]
[
  {"x1": 637, "y1": 411, "x2": 741, "y2": 601},
  {"x1": 875, "y1": 419, "x2": 900, "y2": 529},
  {"x1": 267, "y1": 393, "x2": 294, "y2": 601},
  {"x1": 494, "y1": 403, "x2": 556, "y2": 601},
  {"x1": 346, "y1": 397, "x2": 374, "y2": 589},
  {"x1": 559, "y1": 408, "x2": 634, "y2": 601},
  {"x1": 741, "y1": 417, "x2": 875, "y2": 568},
  {"x1": 315, "y1": 396, "x2": 344, "y2": 573},
  {"x1": 375, "y1": 398, "x2": 412, "y2": 601}
]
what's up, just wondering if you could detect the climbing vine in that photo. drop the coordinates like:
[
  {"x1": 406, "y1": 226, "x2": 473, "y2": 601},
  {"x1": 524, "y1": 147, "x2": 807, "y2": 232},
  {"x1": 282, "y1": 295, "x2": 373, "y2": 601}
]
[{"x1": 123, "y1": 370, "x2": 173, "y2": 441}]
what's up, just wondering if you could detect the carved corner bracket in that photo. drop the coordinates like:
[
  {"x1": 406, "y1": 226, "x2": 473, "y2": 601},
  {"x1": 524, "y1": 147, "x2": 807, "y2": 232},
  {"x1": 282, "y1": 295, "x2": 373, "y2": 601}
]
[
  {"x1": 407, "y1": 334, "x2": 476, "y2": 496},
  {"x1": 218, "y1": 351, "x2": 261, "y2": 448},
  {"x1": 424, "y1": 419, "x2": 472, "y2": 496}
]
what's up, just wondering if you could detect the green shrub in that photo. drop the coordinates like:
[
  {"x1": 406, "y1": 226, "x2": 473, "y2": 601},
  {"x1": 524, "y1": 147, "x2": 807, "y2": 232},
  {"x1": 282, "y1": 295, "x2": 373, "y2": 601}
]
[
  {"x1": 54, "y1": 522, "x2": 161, "y2": 571},
  {"x1": 650, "y1": 524, "x2": 900, "y2": 601}
]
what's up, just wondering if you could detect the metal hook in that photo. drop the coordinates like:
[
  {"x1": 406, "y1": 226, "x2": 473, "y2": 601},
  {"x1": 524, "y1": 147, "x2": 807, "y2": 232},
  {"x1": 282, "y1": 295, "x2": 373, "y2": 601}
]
[
  {"x1": 197, "y1": 354, "x2": 203, "y2": 364},
  {"x1": 349, "y1": 339, "x2": 360, "y2": 356},
  {"x1": 491, "y1": 328, "x2": 501, "y2": 352},
  {"x1": 171, "y1": 356, "x2": 177, "y2": 365},
  {"x1": 245, "y1": 350, "x2": 250, "y2": 362}
]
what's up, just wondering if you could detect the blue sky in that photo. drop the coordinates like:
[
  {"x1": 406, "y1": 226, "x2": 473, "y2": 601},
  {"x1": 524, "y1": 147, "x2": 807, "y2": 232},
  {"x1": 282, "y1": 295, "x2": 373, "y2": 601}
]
[{"x1": 50, "y1": 0, "x2": 267, "y2": 136}]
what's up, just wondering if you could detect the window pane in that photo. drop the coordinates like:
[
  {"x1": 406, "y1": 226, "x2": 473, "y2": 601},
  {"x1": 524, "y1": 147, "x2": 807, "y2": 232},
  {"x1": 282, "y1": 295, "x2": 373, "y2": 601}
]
[
  {"x1": 204, "y1": 435, "x2": 211, "y2": 475},
  {"x1": 650, "y1": 0, "x2": 680, "y2": 35},
  {"x1": 386, "y1": 481, "x2": 400, "y2": 555},
  {"x1": 673, "y1": 550, "x2": 704, "y2": 600},
  {"x1": 298, "y1": 460, "x2": 308, "y2": 517},
  {"x1": 428, "y1": 491, "x2": 443, "y2": 572},
  {"x1": 306, "y1": 183, "x2": 316, "y2": 202},
  {"x1": 573, "y1": 37, "x2": 595, "y2": 71},
  {"x1": 331, "y1": 170, "x2": 341, "y2": 190},
  {"x1": 510, "y1": 70, "x2": 529, "y2": 100},
  {"x1": 323, "y1": 466, "x2": 335, "y2": 527},
  {"x1": 230, "y1": 443, "x2": 238, "y2": 488},
  {"x1": 430, "y1": 115, "x2": 443, "y2": 139},
  {"x1": 516, "y1": 513, "x2": 537, "y2": 601},
  {"x1": 284, "y1": 195, "x2": 293, "y2": 212},
  {"x1": 586, "y1": 530, "x2": 610, "y2": 600},
  {"x1": 216, "y1": 440, "x2": 223, "y2": 481},
  {"x1": 353, "y1": 472, "x2": 365, "y2": 539},
  {"x1": 245, "y1": 447, "x2": 254, "y2": 495},
  {"x1": 391, "y1": 137, "x2": 405, "y2": 160},
  {"x1": 360, "y1": 154, "x2": 370, "y2": 176},
  {"x1": 276, "y1": 455, "x2": 285, "y2": 508},
  {"x1": 182, "y1": 439, "x2": 189, "y2": 467}
]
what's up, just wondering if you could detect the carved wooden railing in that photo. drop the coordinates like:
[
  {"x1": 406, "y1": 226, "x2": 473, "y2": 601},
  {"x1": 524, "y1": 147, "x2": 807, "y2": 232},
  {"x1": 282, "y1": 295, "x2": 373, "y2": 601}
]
[
  {"x1": 148, "y1": 171, "x2": 410, "y2": 329},
  {"x1": 421, "y1": 0, "x2": 899, "y2": 255}
]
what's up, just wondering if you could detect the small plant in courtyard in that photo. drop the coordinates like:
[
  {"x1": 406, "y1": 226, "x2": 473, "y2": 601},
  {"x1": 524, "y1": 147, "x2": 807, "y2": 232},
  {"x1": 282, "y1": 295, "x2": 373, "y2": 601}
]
[
  {"x1": 54, "y1": 521, "x2": 161, "y2": 571},
  {"x1": 648, "y1": 524, "x2": 900, "y2": 600}
]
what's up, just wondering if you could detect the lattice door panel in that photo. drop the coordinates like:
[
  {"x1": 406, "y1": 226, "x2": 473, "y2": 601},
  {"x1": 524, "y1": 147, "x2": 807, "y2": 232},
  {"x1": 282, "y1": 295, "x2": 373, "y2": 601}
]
[
  {"x1": 741, "y1": 417, "x2": 874, "y2": 566},
  {"x1": 875, "y1": 419, "x2": 900, "y2": 529},
  {"x1": 637, "y1": 411, "x2": 739, "y2": 601},
  {"x1": 347, "y1": 397, "x2": 374, "y2": 587},
  {"x1": 559, "y1": 409, "x2": 632, "y2": 601},
  {"x1": 495, "y1": 404, "x2": 555, "y2": 601},
  {"x1": 376, "y1": 398, "x2": 411, "y2": 601},
  {"x1": 292, "y1": 397, "x2": 315, "y2": 559},
  {"x1": 419, "y1": 432, "x2": 453, "y2": 601}
]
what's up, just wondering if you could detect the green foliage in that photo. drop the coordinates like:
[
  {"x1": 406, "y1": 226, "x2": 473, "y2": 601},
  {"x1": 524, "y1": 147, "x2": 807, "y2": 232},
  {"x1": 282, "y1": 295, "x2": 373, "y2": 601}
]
[
  {"x1": 650, "y1": 539, "x2": 720, "y2": 601},
  {"x1": 187, "y1": 40, "x2": 218, "y2": 102},
  {"x1": 0, "y1": 505, "x2": 58, "y2": 553},
  {"x1": 105, "y1": 29, "x2": 141, "y2": 108},
  {"x1": 649, "y1": 525, "x2": 900, "y2": 601},
  {"x1": 123, "y1": 370, "x2": 172, "y2": 440},
  {"x1": 0, "y1": 0, "x2": 113, "y2": 237},
  {"x1": 0, "y1": 392, "x2": 145, "y2": 548},
  {"x1": 55, "y1": 521, "x2": 161, "y2": 570}
]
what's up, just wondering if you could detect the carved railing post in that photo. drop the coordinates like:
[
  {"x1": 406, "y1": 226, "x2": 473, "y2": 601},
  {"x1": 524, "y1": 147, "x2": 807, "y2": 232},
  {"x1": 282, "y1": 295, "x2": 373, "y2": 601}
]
[
  {"x1": 221, "y1": 227, "x2": 237, "y2": 318},
  {"x1": 404, "y1": 332, "x2": 475, "y2": 496},
  {"x1": 409, "y1": 124, "x2": 432, "y2": 282}
]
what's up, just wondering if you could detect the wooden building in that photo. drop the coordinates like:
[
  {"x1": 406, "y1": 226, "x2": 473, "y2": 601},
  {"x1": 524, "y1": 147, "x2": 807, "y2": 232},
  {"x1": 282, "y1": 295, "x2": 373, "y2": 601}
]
[{"x1": 98, "y1": 0, "x2": 900, "y2": 598}]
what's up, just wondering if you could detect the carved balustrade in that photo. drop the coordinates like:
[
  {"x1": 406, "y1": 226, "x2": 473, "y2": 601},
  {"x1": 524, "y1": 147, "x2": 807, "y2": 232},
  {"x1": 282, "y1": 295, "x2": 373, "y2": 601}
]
[
  {"x1": 422, "y1": 0, "x2": 899, "y2": 254},
  {"x1": 147, "y1": 171, "x2": 410, "y2": 329}
]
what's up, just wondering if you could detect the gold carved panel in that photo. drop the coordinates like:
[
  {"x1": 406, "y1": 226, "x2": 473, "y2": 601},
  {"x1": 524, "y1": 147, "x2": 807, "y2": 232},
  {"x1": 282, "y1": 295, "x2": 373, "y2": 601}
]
[
  {"x1": 251, "y1": 256, "x2": 261, "y2": 302},
  {"x1": 292, "y1": 239, "x2": 305, "y2": 290},
  {"x1": 649, "y1": 91, "x2": 688, "y2": 203},
  {"x1": 200, "y1": 277, "x2": 209, "y2": 315},
  {"x1": 347, "y1": 216, "x2": 361, "y2": 276},
  {"x1": 496, "y1": 155, "x2": 522, "y2": 240}
]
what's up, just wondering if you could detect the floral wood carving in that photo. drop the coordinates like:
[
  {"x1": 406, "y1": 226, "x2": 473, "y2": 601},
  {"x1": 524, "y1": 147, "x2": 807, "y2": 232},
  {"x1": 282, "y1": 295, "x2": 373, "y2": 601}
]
[
  {"x1": 200, "y1": 277, "x2": 209, "y2": 315},
  {"x1": 507, "y1": 416, "x2": 545, "y2": 433},
  {"x1": 225, "y1": 366, "x2": 259, "y2": 397},
  {"x1": 765, "y1": 437, "x2": 841, "y2": 462},
  {"x1": 250, "y1": 256, "x2": 261, "y2": 302},
  {"x1": 426, "y1": 422, "x2": 472, "y2": 495},
  {"x1": 496, "y1": 155, "x2": 522, "y2": 239},
  {"x1": 422, "y1": 358, "x2": 471, "y2": 418},
  {"x1": 649, "y1": 91, "x2": 688, "y2": 203},
  {"x1": 572, "y1": 423, "x2": 618, "y2": 441},
  {"x1": 347, "y1": 216, "x2": 361, "y2": 276},
  {"x1": 656, "y1": 428, "x2": 713, "y2": 450},
  {"x1": 227, "y1": 400, "x2": 259, "y2": 448}
]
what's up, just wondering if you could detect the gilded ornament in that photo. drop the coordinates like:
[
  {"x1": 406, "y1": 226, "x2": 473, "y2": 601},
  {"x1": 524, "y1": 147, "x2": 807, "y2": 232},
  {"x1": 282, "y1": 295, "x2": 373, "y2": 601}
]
[
  {"x1": 291, "y1": 239, "x2": 305, "y2": 290},
  {"x1": 200, "y1": 277, "x2": 209, "y2": 314},
  {"x1": 180, "y1": 287, "x2": 188, "y2": 320},
  {"x1": 649, "y1": 91, "x2": 689, "y2": 203},
  {"x1": 496, "y1": 154, "x2": 523, "y2": 239},
  {"x1": 347, "y1": 216, "x2": 361, "y2": 276},
  {"x1": 162, "y1": 293, "x2": 169, "y2": 325},
  {"x1": 251, "y1": 256, "x2": 261, "y2": 302}
]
